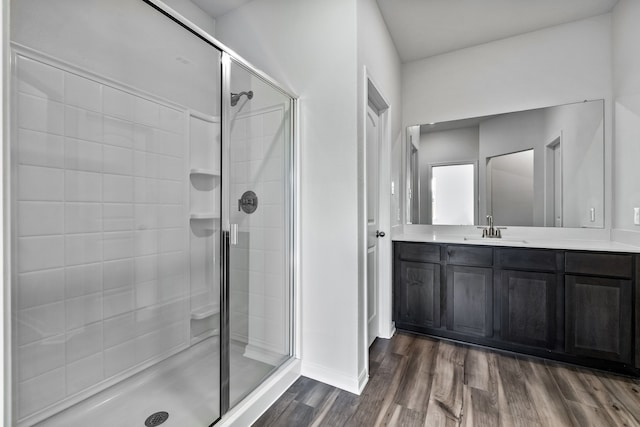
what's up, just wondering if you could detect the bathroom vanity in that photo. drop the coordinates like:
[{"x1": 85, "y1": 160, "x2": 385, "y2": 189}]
[{"x1": 392, "y1": 238, "x2": 640, "y2": 375}]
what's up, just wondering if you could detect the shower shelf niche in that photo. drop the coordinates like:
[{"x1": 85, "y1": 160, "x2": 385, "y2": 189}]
[
  {"x1": 190, "y1": 168, "x2": 220, "y2": 177},
  {"x1": 190, "y1": 213, "x2": 220, "y2": 220},
  {"x1": 191, "y1": 304, "x2": 220, "y2": 320}
]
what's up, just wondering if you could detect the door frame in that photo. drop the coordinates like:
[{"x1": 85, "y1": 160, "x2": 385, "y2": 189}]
[{"x1": 361, "y1": 68, "x2": 392, "y2": 385}]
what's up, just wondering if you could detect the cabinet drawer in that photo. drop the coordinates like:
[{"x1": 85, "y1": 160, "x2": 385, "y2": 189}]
[
  {"x1": 446, "y1": 245, "x2": 493, "y2": 266},
  {"x1": 496, "y1": 248, "x2": 561, "y2": 272},
  {"x1": 565, "y1": 252, "x2": 632, "y2": 278},
  {"x1": 396, "y1": 242, "x2": 440, "y2": 263}
]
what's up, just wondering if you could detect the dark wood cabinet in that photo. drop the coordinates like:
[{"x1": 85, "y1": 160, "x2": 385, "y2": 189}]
[
  {"x1": 395, "y1": 260, "x2": 440, "y2": 328},
  {"x1": 499, "y1": 270, "x2": 556, "y2": 348},
  {"x1": 566, "y1": 274, "x2": 632, "y2": 363},
  {"x1": 447, "y1": 265, "x2": 493, "y2": 337},
  {"x1": 393, "y1": 241, "x2": 638, "y2": 375}
]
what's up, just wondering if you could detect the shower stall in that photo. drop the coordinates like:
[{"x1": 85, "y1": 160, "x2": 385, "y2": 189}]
[{"x1": 6, "y1": 1, "x2": 296, "y2": 425}]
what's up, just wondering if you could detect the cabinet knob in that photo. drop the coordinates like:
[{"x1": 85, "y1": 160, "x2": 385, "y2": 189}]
[{"x1": 376, "y1": 230, "x2": 386, "y2": 238}]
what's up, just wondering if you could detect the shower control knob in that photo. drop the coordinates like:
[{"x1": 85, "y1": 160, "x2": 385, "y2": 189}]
[{"x1": 376, "y1": 230, "x2": 386, "y2": 238}]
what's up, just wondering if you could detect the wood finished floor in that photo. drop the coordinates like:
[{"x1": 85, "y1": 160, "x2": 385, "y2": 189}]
[{"x1": 253, "y1": 332, "x2": 640, "y2": 426}]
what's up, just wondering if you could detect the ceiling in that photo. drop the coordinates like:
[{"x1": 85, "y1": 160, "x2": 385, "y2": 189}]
[
  {"x1": 191, "y1": 0, "x2": 254, "y2": 18},
  {"x1": 192, "y1": 0, "x2": 619, "y2": 63},
  {"x1": 375, "y1": 0, "x2": 619, "y2": 63}
]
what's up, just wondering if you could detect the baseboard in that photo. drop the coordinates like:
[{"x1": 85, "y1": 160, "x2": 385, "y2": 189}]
[
  {"x1": 301, "y1": 360, "x2": 362, "y2": 395},
  {"x1": 357, "y1": 367, "x2": 369, "y2": 394},
  {"x1": 219, "y1": 358, "x2": 301, "y2": 427}
]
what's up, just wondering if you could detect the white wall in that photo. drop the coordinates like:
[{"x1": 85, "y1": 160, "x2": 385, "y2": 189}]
[
  {"x1": 356, "y1": 0, "x2": 402, "y2": 386},
  {"x1": 216, "y1": 0, "x2": 363, "y2": 392},
  {"x1": 161, "y1": 0, "x2": 216, "y2": 36},
  {"x1": 612, "y1": 0, "x2": 640, "y2": 240},
  {"x1": 402, "y1": 14, "x2": 613, "y2": 235}
]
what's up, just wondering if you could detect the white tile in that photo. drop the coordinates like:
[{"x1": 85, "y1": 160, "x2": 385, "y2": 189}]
[
  {"x1": 103, "y1": 145, "x2": 133, "y2": 175},
  {"x1": 135, "y1": 230, "x2": 158, "y2": 256},
  {"x1": 18, "y1": 367, "x2": 66, "y2": 419},
  {"x1": 103, "y1": 231, "x2": 134, "y2": 261},
  {"x1": 249, "y1": 249, "x2": 265, "y2": 273},
  {"x1": 65, "y1": 73, "x2": 102, "y2": 112},
  {"x1": 18, "y1": 268, "x2": 65, "y2": 309},
  {"x1": 65, "y1": 263, "x2": 103, "y2": 298},
  {"x1": 263, "y1": 109, "x2": 284, "y2": 136},
  {"x1": 17, "y1": 56, "x2": 64, "y2": 102},
  {"x1": 157, "y1": 130, "x2": 184, "y2": 158},
  {"x1": 18, "y1": 335, "x2": 66, "y2": 381},
  {"x1": 133, "y1": 124, "x2": 153, "y2": 151},
  {"x1": 159, "y1": 106, "x2": 185, "y2": 134},
  {"x1": 157, "y1": 154, "x2": 183, "y2": 181},
  {"x1": 103, "y1": 86, "x2": 134, "y2": 121},
  {"x1": 158, "y1": 252, "x2": 186, "y2": 278},
  {"x1": 134, "y1": 97, "x2": 160, "y2": 127},
  {"x1": 135, "y1": 255, "x2": 158, "y2": 284},
  {"x1": 265, "y1": 250, "x2": 284, "y2": 275},
  {"x1": 134, "y1": 204, "x2": 158, "y2": 230},
  {"x1": 66, "y1": 293, "x2": 103, "y2": 330},
  {"x1": 18, "y1": 236, "x2": 64, "y2": 273},
  {"x1": 17, "y1": 302, "x2": 65, "y2": 345},
  {"x1": 229, "y1": 116, "x2": 247, "y2": 140},
  {"x1": 247, "y1": 137, "x2": 264, "y2": 161},
  {"x1": 263, "y1": 180, "x2": 284, "y2": 205},
  {"x1": 158, "y1": 274, "x2": 187, "y2": 302},
  {"x1": 264, "y1": 273, "x2": 284, "y2": 299},
  {"x1": 104, "y1": 340, "x2": 136, "y2": 377},
  {"x1": 133, "y1": 151, "x2": 147, "y2": 177},
  {"x1": 104, "y1": 116, "x2": 134, "y2": 148},
  {"x1": 18, "y1": 93, "x2": 64, "y2": 135},
  {"x1": 65, "y1": 233, "x2": 102, "y2": 266},
  {"x1": 158, "y1": 228, "x2": 184, "y2": 253},
  {"x1": 18, "y1": 201, "x2": 64, "y2": 236},
  {"x1": 133, "y1": 178, "x2": 150, "y2": 204},
  {"x1": 103, "y1": 174, "x2": 133, "y2": 203},
  {"x1": 65, "y1": 170, "x2": 102, "y2": 202},
  {"x1": 66, "y1": 353, "x2": 103, "y2": 396},
  {"x1": 104, "y1": 203, "x2": 134, "y2": 232},
  {"x1": 18, "y1": 165, "x2": 64, "y2": 201},
  {"x1": 65, "y1": 203, "x2": 102, "y2": 234},
  {"x1": 157, "y1": 180, "x2": 182, "y2": 204},
  {"x1": 135, "y1": 330, "x2": 164, "y2": 363},
  {"x1": 247, "y1": 115, "x2": 263, "y2": 139},
  {"x1": 264, "y1": 227, "x2": 284, "y2": 252},
  {"x1": 264, "y1": 205, "x2": 284, "y2": 228},
  {"x1": 103, "y1": 259, "x2": 134, "y2": 291},
  {"x1": 103, "y1": 313, "x2": 136, "y2": 348},
  {"x1": 135, "y1": 280, "x2": 159, "y2": 308},
  {"x1": 103, "y1": 288, "x2": 135, "y2": 319},
  {"x1": 158, "y1": 205, "x2": 184, "y2": 229},
  {"x1": 64, "y1": 137, "x2": 102, "y2": 172},
  {"x1": 18, "y1": 129, "x2": 64, "y2": 168},
  {"x1": 66, "y1": 322, "x2": 102, "y2": 363},
  {"x1": 65, "y1": 106, "x2": 102, "y2": 142}
]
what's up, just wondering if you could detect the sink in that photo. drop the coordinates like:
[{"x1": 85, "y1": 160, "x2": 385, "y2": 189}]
[{"x1": 463, "y1": 236, "x2": 528, "y2": 244}]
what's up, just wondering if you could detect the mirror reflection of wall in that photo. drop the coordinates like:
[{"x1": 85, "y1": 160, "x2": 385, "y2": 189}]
[
  {"x1": 407, "y1": 99, "x2": 604, "y2": 228},
  {"x1": 487, "y1": 150, "x2": 534, "y2": 226}
]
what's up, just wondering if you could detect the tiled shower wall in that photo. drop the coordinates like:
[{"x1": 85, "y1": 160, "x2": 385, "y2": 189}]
[
  {"x1": 229, "y1": 106, "x2": 287, "y2": 360},
  {"x1": 14, "y1": 53, "x2": 190, "y2": 422}
]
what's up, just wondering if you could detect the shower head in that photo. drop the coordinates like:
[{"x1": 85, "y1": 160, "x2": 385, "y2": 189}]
[{"x1": 230, "y1": 90, "x2": 254, "y2": 106}]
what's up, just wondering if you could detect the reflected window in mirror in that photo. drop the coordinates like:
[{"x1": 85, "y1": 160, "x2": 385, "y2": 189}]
[{"x1": 431, "y1": 163, "x2": 475, "y2": 225}]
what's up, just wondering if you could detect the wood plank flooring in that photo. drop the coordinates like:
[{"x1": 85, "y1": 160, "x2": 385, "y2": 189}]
[{"x1": 252, "y1": 332, "x2": 640, "y2": 426}]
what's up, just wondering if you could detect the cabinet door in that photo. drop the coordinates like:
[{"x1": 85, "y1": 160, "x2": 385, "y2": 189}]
[
  {"x1": 395, "y1": 261, "x2": 440, "y2": 328},
  {"x1": 501, "y1": 270, "x2": 556, "y2": 348},
  {"x1": 447, "y1": 265, "x2": 493, "y2": 337},
  {"x1": 566, "y1": 275, "x2": 632, "y2": 363}
]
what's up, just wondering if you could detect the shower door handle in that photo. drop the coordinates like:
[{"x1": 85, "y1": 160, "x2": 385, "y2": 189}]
[{"x1": 230, "y1": 223, "x2": 238, "y2": 246}]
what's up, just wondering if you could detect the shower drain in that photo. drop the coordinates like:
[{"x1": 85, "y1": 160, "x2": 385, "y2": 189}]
[{"x1": 144, "y1": 411, "x2": 169, "y2": 427}]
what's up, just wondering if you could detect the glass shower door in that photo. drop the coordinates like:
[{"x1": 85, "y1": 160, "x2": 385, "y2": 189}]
[
  {"x1": 223, "y1": 57, "x2": 294, "y2": 407},
  {"x1": 9, "y1": 1, "x2": 222, "y2": 425}
]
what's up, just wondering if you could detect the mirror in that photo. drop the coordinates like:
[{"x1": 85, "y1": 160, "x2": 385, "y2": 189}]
[{"x1": 406, "y1": 99, "x2": 604, "y2": 228}]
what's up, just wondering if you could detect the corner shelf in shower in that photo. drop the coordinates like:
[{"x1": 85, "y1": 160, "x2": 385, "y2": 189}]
[
  {"x1": 190, "y1": 213, "x2": 220, "y2": 220},
  {"x1": 190, "y1": 168, "x2": 220, "y2": 177}
]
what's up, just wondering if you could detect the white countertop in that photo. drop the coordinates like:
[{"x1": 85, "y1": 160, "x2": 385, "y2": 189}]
[{"x1": 392, "y1": 233, "x2": 640, "y2": 253}]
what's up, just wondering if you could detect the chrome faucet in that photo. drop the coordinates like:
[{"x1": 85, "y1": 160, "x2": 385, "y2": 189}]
[{"x1": 478, "y1": 215, "x2": 506, "y2": 238}]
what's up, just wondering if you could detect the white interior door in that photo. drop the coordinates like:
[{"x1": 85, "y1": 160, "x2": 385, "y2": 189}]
[{"x1": 366, "y1": 103, "x2": 381, "y2": 346}]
